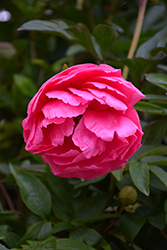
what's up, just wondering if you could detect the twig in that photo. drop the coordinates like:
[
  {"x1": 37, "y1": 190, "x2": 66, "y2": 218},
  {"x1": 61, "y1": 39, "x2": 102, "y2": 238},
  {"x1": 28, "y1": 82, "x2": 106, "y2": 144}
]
[
  {"x1": 0, "y1": 181, "x2": 15, "y2": 211},
  {"x1": 122, "y1": 0, "x2": 148, "y2": 79}
]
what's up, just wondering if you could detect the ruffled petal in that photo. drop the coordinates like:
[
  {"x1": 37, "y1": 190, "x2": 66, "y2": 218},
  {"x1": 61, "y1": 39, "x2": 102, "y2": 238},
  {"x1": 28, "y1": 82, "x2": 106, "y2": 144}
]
[
  {"x1": 42, "y1": 100, "x2": 88, "y2": 118},
  {"x1": 83, "y1": 110, "x2": 138, "y2": 141},
  {"x1": 72, "y1": 118, "x2": 106, "y2": 158}
]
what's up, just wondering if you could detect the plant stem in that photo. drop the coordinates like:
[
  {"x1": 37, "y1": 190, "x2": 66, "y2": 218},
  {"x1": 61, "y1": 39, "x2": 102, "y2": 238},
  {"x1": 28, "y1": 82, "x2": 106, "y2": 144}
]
[
  {"x1": 0, "y1": 181, "x2": 15, "y2": 211},
  {"x1": 122, "y1": 0, "x2": 148, "y2": 79},
  {"x1": 101, "y1": 205, "x2": 124, "y2": 235}
]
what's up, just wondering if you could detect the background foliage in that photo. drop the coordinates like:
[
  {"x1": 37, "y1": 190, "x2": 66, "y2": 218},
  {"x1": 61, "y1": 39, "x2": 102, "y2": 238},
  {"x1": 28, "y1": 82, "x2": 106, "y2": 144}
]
[{"x1": 0, "y1": 0, "x2": 167, "y2": 249}]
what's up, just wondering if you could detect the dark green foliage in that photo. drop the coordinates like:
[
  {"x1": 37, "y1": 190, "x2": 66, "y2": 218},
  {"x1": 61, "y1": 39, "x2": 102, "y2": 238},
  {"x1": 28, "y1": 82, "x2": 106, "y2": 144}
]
[{"x1": 1, "y1": 1, "x2": 167, "y2": 249}]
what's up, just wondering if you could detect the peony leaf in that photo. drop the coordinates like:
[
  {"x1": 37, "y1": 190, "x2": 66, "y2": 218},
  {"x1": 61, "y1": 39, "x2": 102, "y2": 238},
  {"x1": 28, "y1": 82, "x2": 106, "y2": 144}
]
[
  {"x1": 17, "y1": 221, "x2": 52, "y2": 246},
  {"x1": 134, "y1": 101, "x2": 167, "y2": 115},
  {"x1": 144, "y1": 94, "x2": 167, "y2": 104},
  {"x1": 145, "y1": 73, "x2": 167, "y2": 91},
  {"x1": 129, "y1": 160, "x2": 149, "y2": 196},
  {"x1": 57, "y1": 238, "x2": 95, "y2": 250},
  {"x1": 149, "y1": 165, "x2": 167, "y2": 187},
  {"x1": 141, "y1": 156, "x2": 167, "y2": 166},
  {"x1": 120, "y1": 213, "x2": 147, "y2": 242},
  {"x1": 136, "y1": 146, "x2": 167, "y2": 161},
  {"x1": 10, "y1": 165, "x2": 51, "y2": 219}
]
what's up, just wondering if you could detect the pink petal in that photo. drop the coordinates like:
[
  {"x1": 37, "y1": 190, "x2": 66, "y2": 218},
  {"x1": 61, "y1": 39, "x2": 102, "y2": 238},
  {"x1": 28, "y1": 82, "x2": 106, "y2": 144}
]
[
  {"x1": 83, "y1": 110, "x2": 138, "y2": 141},
  {"x1": 87, "y1": 88, "x2": 127, "y2": 111},
  {"x1": 46, "y1": 90, "x2": 87, "y2": 106},
  {"x1": 72, "y1": 118, "x2": 106, "y2": 158},
  {"x1": 42, "y1": 100, "x2": 88, "y2": 118}
]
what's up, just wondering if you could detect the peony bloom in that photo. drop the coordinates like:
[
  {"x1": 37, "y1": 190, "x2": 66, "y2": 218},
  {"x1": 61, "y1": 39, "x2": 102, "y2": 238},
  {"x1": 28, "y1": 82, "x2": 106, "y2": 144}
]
[{"x1": 23, "y1": 64, "x2": 144, "y2": 179}]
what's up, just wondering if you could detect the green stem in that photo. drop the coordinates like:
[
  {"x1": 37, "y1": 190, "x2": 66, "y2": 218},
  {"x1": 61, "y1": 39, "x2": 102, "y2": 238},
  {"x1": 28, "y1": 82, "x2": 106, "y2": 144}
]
[
  {"x1": 122, "y1": 0, "x2": 147, "y2": 79},
  {"x1": 101, "y1": 205, "x2": 124, "y2": 235}
]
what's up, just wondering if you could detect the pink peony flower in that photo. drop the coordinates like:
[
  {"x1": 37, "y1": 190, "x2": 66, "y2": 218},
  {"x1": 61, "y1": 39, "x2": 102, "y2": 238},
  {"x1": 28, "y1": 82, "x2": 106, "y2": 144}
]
[{"x1": 22, "y1": 63, "x2": 144, "y2": 179}]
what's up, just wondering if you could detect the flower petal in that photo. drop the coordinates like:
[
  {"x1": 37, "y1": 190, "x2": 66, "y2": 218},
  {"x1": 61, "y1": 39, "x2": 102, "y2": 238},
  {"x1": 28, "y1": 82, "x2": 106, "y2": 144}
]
[
  {"x1": 42, "y1": 100, "x2": 88, "y2": 118},
  {"x1": 83, "y1": 110, "x2": 138, "y2": 141}
]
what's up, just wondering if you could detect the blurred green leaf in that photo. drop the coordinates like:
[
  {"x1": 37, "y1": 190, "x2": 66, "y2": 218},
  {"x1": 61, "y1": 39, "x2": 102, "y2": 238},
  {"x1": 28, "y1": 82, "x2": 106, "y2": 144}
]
[
  {"x1": 52, "y1": 222, "x2": 73, "y2": 234},
  {"x1": 52, "y1": 195, "x2": 73, "y2": 222},
  {"x1": 134, "y1": 101, "x2": 167, "y2": 115},
  {"x1": 142, "y1": 119, "x2": 167, "y2": 145},
  {"x1": 136, "y1": 146, "x2": 167, "y2": 161},
  {"x1": 18, "y1": 20, "x2": 74, "y2": 40},
  {"x1": 141, "y1": 156, "x2": 167, "y2": 166},
  {"x1": 57, "y1": 238, "x2": 95, "y2": 250},
  {"x1": 17, "y1": 221, "x2": 52, "y2": 246},
  {"x1": 149, "y1": 165, "x2": 167, "y2": 187},
  {"x1": 10, "y1": 165, "x2": 51, "y2": 219},
  {"x1": 129, "y1": 160, "x2": 149, "y2": 196},
  {"x1": 136, "y1": 26, "x2": 167, "y2": 58},
  {"x1": 13, "y1": 74, "x2": 37, "y2": 97},
  {"x1": 74, "y1": 193, "x2": 109, "y2": 220},
  {"x1": 145, "y1": 73, "x2": 167, "y2": 91},
  {"x1": 144, "y1": 94, "x2": 167, "y2": 104},
  {"x1": 0, "y1": 243, "x2": 9, "y2": 250},
  {"x1": 21, "y1": 236, "x2": 57, "y2": 250},
  {"x1": 112, "y1": 169, "x2": 123, "y2": 181},
  {"x1": 120, "y1": 213, "x2": 147, "y2": 242},
  {"x1": 46, "y1": 166, "x2": 73, "y2": 205},
  {"x1": 148, "y1": 212, "x2": 166, "y2": 230},
  {"x1": 74, "y1": 175, "x2": 107, "y2": 189},
  {"x1": 93, "y1": 24, "x2": 117, "y2": 58},
  {"x1": 0, "y1": 225, "x2": 20, "y2": 248},
  {"x1": 66, "y1": 23, "x2": 103, "y2": 61}
]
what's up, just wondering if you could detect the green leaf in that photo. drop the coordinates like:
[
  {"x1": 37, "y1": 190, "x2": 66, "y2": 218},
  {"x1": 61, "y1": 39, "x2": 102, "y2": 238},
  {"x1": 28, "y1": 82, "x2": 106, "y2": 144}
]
[
  {"x1": 148, "y1": 212, "x2": 166, "y2": 230},
  {"x1": 18, "y1": 20, "x2": 74, "y2": 40},
  {"x1": 145, "y1": 73, "x2": 167, "y2": 91},
  {"x1": 0, "y1": 225, "x2": 20, "y2": 248},
  {"x1": 46, "y1": 166, "x2": 73, "y2": 205},
  {"x1": 10, "y1": 165, "x2": 51, "y2": 219},
  {"x1": 136, "y1": 26, "x2": 167, "y2": 58},
  {"x1": 144, "y1": 94, "x2": 167, "y2": 104},
  {"x1": 74, "y1": 175, "x2": 107, "y2": 189},
  {"x1": 134, "y1": 101, "x2": 167, "y2": 115},
  {"x1": 66, "y1": 23, "x2": 102, "y2": 61},
  {"x1": 57, "y1": 238, "x2": 95, "y2": 250},
  {"x1": 93, "y1": 24, "x2": 117, "y2": 57},
  {"x1": 21, "y1": 236, "x2": 57, "y2": 250},
  {"x1": 83, "y1": 229, "x2": 102, "y2": 247},
  {"x1": 13, "y1": 74, "x2": 37, "y2": 98},
  {"x1": 149, "y1": 165, "x2": 167, "y2": 187},
  {"x1": 17, "y1": 221, "x2": 52, "y2": 246},
  {"x1": 74, "y1": 193, "x2": 109, "y2": 220},
  {"x1": 136, "y1": 146, "x2": 167, "y2": 161},
  {"x1": 129, "y1": 160, "x2": 149, "y2": 196},
  {"x1": 112, "y1": 169, "x2": 123, "y2": 181},
  {"x1": 141, "y1": 156, "x2": 167, "y2": 166},
  {"x1": 120, "y1": 213, "x2": 147, "y2": 242},
  {"x1": 52, "y1": 222, "x2": 73, "y2": 234},
  {"x1": 142, "y1": 119, "x2": 167, "y2": 145},
  {"x1": 52, "y1": 195, "x2": 73, "y2": 222}
]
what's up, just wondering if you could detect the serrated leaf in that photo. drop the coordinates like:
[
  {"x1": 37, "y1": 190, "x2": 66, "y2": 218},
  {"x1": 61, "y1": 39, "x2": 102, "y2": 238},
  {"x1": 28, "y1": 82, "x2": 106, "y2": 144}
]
[
  {"x1": 149, "y1": 165, "x2": 167, "y2": 187},
  {"x1": 10, "y1": 165, "x2": 51, "y2": 219},
  {"x1": 13, "y1": 74, "x2": 37, "y2": 97},
  {"x1": 129, "y1": 160, "x2": 149, "y2": 196},
  {"x1": 57, "y1": 238, "x2": 95, "y2": 250},
  {"x1": 120, "y1": 213, "x2": 147, "y2": 242}
]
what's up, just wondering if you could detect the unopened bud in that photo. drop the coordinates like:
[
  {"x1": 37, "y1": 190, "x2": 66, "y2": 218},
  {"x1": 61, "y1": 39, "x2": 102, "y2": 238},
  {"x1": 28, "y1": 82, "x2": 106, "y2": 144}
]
[{"x1": 119, "y1": 186, "x2": 137, "y2": 206}]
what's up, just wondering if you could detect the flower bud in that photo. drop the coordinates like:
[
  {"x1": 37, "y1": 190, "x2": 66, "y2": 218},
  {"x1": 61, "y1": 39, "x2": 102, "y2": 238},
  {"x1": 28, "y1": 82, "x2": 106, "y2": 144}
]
[{"x1": 119, "y1": 186, "x2": 137, "y2": 206}]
